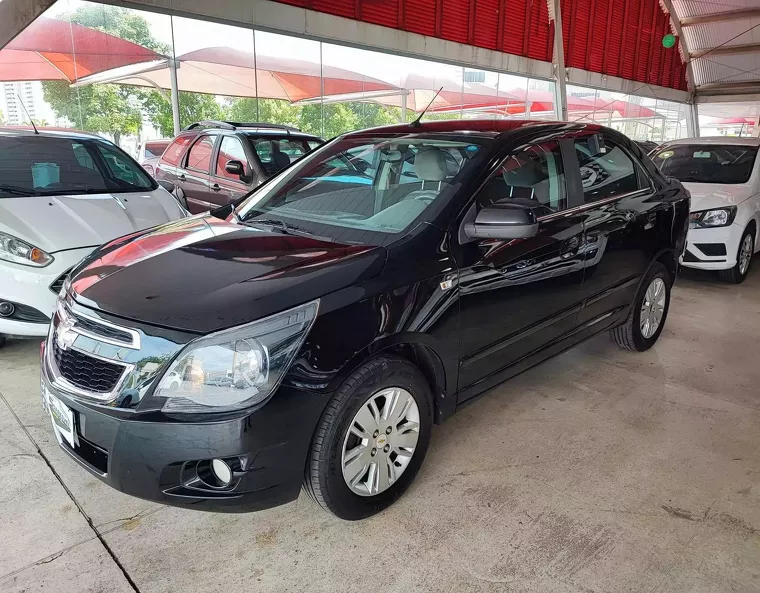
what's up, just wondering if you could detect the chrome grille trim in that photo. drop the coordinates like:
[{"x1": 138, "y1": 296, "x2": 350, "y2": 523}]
[
  {"x1": 63, "y1": 301, "x2": 141, "y2": 350},
  {"x1": 45, "y1": 299, "x2": 137, "y2": 403}
]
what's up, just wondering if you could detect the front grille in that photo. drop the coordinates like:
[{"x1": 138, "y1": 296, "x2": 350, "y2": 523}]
[
  {"x1": 50, "y1": 269, "x2": 72, "y2": 294},
  {"x1": 52, "y1": 340, "x2": 124, "y2": 393},
  {"x1": 71, "y1": 313, "x2": 134, "y2": 345}
]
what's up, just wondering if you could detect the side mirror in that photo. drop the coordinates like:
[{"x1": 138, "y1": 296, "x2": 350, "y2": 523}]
[
  {"x1": 157, "y1": 179, "x2": 175, "y2": 193},
  {"x1": 225, "y1": 160, "x2": 244, "y2": 175},
  {"x1": 464, "y1": 204, "x2": 539, "y2": 240}
]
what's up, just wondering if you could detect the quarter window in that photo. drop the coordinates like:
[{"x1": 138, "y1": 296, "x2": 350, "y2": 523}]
[
  {"x1": 161, "y1": 135, "x2": 192, "y2": 166},
  {"x1": 186, "y1": 135, "x2": 215, "y2": 173},
  {"x1": 477, "y1": 142, "x2": 567, "y2": 214},
  {"x1": 574, "y1": 136, "x2": 644, "y2": 203}
]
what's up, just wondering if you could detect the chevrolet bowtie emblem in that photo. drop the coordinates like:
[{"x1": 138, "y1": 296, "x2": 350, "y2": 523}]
[{"x1": 55, "y1": 317, "x2": 77, "y2": 351}]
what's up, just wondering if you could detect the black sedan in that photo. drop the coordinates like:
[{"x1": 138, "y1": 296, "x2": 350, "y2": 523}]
[{"x1": 41, "y1": 120, "x2": 690, "y2": 520}]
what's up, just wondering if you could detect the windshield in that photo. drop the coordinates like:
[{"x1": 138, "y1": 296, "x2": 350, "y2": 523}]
[
  {"x1": 144, "y1": 141, "x2": 170, "y2": 158},
  {"x1": 652, "y1": 144, "x2": 758, "y2": 184},
  {"x1": 0, "y1": 136, "x2": 156, "y2": 198},
  {"x1": 237, "y1": 135, "x2": 488, "y2": 245}
]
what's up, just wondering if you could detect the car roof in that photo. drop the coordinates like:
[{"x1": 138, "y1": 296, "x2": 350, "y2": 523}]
[
  {"x1": 0, "y1": 125, "x2": 105, "y2": 141},
  {"x1": 341, "y1": 119, "x2": 599, "y2": 138},
  {"x1": 175, "y1": 128, "x2": 321, "y2": 141},
  {"x1": 662, "y1": 136, "x2": 760, "y2": 148}
]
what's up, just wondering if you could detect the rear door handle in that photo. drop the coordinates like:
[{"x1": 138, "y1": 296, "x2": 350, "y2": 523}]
[
  {"x1": 211, "y1": 183, "x2": 220, "y2": 192},
  {"x1": 178, "y1": 174, "x2": 186, "y2": 182}
]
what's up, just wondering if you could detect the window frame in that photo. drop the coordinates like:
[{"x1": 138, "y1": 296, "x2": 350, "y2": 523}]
[
  {"x1": 184, "y1": 133, "x2": 218, "y2": 175},
  {"x1": 160, "y1": 134, "x2": 194, "y2": 167},
  {"x1": 570, "y1": 131, "x2": 654, "y2": 208},
  {"x1": 211, "y1": 133, "x2": 253, "y2": 186}
]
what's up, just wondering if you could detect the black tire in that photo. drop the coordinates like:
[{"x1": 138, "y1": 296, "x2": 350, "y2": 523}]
[
  {"x1": 0, "y1": 335, "x2": 5, "y2": 349},
  {"x1": 304, "y1": 356, "x2": 433, "y2": 520},
  {"x1": 611, "y1": 262, "x2": 671, "y2": 352},
  {"x1": 718, "y1": 227, "x2": 754, "y2": 284}
]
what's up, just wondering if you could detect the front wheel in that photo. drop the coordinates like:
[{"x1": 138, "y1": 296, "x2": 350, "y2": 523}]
[
  {"x1": 611, "y1": 262, "x2": 671, "y2": 351},
  {"x1": 719, "y1": 227, "x2": 754, "y2": 284},
  {"x1": 304, "y1": 356, "x2": 433, "y2": 520}
]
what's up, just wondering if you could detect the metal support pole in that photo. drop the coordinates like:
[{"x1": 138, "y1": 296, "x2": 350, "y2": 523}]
[
  {"x1": 401, "y1": 93, "x2": 408, "y2": 122},
  {"x1": 551, "y1": 0, "x2": 568, "y2": 121},
  {"x1": 168, "y1": 58, "x2": 181, "y2": 135},
  {"x1": 752, "y1": 115, "x2": 760, "y2": 138},
  {"x1": 687, "y1": 101, "x2": 699, "y2": 137}
]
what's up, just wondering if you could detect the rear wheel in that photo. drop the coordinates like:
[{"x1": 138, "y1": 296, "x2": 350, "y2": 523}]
[
  {"x1": 719, "y1": 227, "x2": 754, "y2": 284},
  {"x1": 611, "y1": 262, "x2": 671, "y2": 351},
  {"x1": 304, "y1": 356, "x2": 433, "y2": 520}
]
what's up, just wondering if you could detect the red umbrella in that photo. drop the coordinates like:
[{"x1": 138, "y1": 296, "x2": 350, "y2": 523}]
[
  {"x1": 0, "y1": 16, "x2": 163, "y2": 83},
  {"x1": 76, "y1": 46, "x2": 397, "y2": 101}
]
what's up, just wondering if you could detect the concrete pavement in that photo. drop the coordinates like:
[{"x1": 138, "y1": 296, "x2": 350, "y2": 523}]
[{"x1": 1, "y1": 269, "x2": 759, "y2": 592}]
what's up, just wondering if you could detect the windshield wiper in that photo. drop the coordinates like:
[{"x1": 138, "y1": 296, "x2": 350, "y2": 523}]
[
  {"x1": 0, "y1": 184, "x2": 37, "y2": 196},
  {"x1": 245, "y1": 218, "x2": 316, "y2": 236}
]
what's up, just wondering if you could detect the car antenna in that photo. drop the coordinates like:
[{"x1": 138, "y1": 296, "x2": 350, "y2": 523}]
[
  {"x1": 409, "y1": 87, "x2": 443, "y2": 128},
  {"x1": 16, "y1": 94, "x2": 39, "y2": 134}
]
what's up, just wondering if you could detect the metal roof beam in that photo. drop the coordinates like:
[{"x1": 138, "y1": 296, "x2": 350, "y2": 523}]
[
  {"x1": 697, "y1": 81, "x2": 760, "y2": 96},
  {"x1": 681, "y1": 8, "x2": 760, "y2": 27},
  {"x1": 690, "y1": 43, "x2": 760, "y2": 59}
]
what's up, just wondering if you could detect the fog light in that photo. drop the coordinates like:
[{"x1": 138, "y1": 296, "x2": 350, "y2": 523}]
[
  {"x1": 211, "y1": 458, "x2": 232, "y2": 486},
  {"x1": 0, "y1": 302, "x2": 14, "y2": 317}
]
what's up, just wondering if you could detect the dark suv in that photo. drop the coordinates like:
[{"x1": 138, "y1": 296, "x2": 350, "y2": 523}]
[
  {"x1": 155, "y1": 121, "x2": 322, "y2": 213},
  {"x1": 41, "y1": 120, "x2": 689, "y2": 520}
]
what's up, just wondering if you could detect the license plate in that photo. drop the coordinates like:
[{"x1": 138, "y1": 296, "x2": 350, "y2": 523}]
[{"x1": 44, "y1": 387, "x2": 77, "y2": 450}]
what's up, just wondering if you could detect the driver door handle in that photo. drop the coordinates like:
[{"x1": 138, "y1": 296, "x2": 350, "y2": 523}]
[
  {"x1": 211, "y1": 183, "x2": 220, "y2": 192},
  {"x1": 178, "y1": 174, "x2": 186, "y2": 182},
  {"x1": 560, "y1": 236, "x2": 581, "y2": 260}
]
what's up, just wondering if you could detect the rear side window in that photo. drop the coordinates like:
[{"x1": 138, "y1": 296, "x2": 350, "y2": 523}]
[
  {"x1": 574, "y1": 136, "x2": 645, "y2": 203},
  {"x1": 161, "y1": 135, "x2": 193, "y2": 166},
  {"x1": 186, "y1": 135, "x2": 215, "y2": 173},
  {"x1": 252, "y1": 137, "x2": 313, "y2": 175},
  {"x1": 477, "y1": 141, "x2": 567, "y2": 214}
]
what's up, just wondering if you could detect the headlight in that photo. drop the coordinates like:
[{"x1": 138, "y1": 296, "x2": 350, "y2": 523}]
[
  {"x1": 0, "y1": 232, "x2": 54, "y2": 267},
  {"x1": 689, "y1": 206, "x2": 737, "y2": 228},
  {"x1": 155, "y1": 300, "x2": 319, "y2": 413}
]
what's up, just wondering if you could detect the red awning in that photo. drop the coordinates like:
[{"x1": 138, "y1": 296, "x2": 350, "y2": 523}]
[{"x1": 0, "y1": 16, "x2": 163, "y2": 82}]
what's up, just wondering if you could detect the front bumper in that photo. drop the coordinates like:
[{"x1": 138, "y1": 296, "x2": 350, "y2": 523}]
[
  {"x1": 0, "y1": 248, "x2": 93, "y2": 337},
  {"x1": 42, "y1": 368, "x2": 329, "y2": 512},
  {"x1": 679, "y1": 223, "x2": 741, "y2": 271}
]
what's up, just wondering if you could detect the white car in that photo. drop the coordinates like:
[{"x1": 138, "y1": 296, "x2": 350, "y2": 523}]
[
  {"x1": 0, "y1": 128, "x2": 187, "y2": 346},
  {"x1": 137, "y1": 138, "x2": 171, "y2": 178},
  {"x1": 652, "y1": 137, "x2": 760, "y2": 283}
]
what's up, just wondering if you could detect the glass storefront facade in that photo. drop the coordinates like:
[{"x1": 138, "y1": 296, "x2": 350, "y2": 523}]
[{"x1": 0, "y1": 0, "x2": 692, "y2": 156}]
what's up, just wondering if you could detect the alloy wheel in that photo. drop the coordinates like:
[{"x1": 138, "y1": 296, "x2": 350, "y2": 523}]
[
  {"x1": 341, "y1": 387, "x2": 420, "y2": 497},
  {"x1": 640, "y1": 277, "x2": 666, "y2": 339},
  {"x1": 739, "y1": 234, "x2": 753, "y2": 276}
]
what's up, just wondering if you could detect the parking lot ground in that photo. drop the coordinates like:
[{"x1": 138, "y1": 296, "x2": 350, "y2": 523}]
[{"x1": 2, "y1": 269, "x2": 759, "y2": 593}]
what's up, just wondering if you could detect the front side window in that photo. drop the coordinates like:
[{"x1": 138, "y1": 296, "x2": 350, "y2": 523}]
[
  {"x1": 186, "y1": 135, "x2": 215, "y2": 173},
  {"x1": 216, "y1": 136, "x2": 250, "y2": 181},
  {"x1": 477, "y1": 141, "x2": 567, "y2": 215},
  {"x1": 0, "y1": 136, "x2": 155, "y2": 197},
  {"x1": 238, "y1": 135, "x2": 489, "y2": 244},
  {"x1": 652, "y1": 144, "x2": 758, "y2": 184},
  {"x1": 574, "y1": 136, "x2": 644, "y2": 202}
]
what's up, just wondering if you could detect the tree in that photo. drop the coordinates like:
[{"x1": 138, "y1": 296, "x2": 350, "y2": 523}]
[
  {"x1": 142, "y1": 91, "x2": 228, "y2": 137},
  {"x1": 43, "y1": 82, "x2": 141, "y2": 145},
  {"x1": 228, "y1": 98, "x2": 301, "y2": 128},
  {"x1": 42, "y1": 6, "x2": 166, "y2": 144}
]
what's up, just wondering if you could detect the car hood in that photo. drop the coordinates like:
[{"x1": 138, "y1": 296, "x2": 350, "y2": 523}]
[
  {"x1": 69, "y1": 216, "x2": 387, "y2": 333},
  {"x1": 682, "y1": 182, "x2": 756, "y2": 212},
  {"x1": 0, "y1": 189, "x2": 186, "y2": 253}
]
